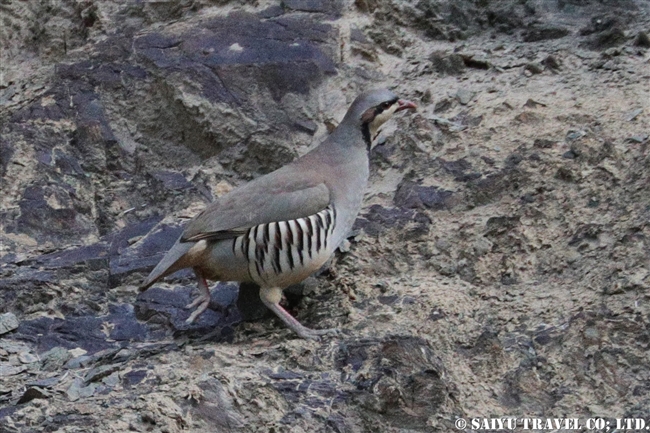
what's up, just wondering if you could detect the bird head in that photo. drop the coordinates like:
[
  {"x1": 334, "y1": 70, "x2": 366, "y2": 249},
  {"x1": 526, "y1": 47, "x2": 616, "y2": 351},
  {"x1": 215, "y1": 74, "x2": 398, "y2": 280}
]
[{"x1": 341, "y1": 88, "x2": 417, "y2": 148}]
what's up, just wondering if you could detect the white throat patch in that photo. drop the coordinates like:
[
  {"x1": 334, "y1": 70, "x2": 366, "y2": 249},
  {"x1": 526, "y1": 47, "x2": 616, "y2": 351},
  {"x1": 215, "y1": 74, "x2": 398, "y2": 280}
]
[{"x1": 369, "y1": 103, "x2": 399, "y2": 143}]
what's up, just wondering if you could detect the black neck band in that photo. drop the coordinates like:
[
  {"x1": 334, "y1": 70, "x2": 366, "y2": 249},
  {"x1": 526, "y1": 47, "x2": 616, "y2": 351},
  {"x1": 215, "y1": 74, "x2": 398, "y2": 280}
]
[{"x1": 362, "y1": 123, "x2": 372, "y2": 150}]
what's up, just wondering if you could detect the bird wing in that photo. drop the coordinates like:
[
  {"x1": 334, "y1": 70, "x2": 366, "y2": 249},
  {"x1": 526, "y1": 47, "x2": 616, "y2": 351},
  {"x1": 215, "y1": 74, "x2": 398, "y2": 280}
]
[
  {"x1": 181, "y1": 169, "x2": 331, "y2": 242},
  {"x1": 140, "y1": 171, "x2": 330, "y2": 289},
  {"x1": 140, "y1": 155, "x2": 332, "y2": 290}
]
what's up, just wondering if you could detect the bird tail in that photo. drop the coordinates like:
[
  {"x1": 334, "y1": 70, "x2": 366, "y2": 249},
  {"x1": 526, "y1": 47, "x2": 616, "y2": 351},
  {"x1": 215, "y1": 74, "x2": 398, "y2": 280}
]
[{"x1": 139, "y1": 240, "x2": 194, "y2": 292}]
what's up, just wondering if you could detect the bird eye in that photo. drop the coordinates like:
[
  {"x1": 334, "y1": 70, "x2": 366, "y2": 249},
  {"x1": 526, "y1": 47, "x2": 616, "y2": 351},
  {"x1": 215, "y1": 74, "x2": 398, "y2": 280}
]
[{"x1": 381, "y1": 101, "x2": 392, "y2": 109}]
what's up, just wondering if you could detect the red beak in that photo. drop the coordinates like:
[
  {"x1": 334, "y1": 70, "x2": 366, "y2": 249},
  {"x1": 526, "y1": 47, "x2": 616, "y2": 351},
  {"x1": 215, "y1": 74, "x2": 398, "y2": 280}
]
[{"x1": 396, "y1": 99, "x2": 417, "y2": 112}]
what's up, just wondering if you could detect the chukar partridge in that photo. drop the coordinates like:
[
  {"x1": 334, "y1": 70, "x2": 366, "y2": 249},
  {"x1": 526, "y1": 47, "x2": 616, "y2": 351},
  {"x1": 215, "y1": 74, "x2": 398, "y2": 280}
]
[{"x1": 140, "y1": 88, "x2": 416, "y2": 339}]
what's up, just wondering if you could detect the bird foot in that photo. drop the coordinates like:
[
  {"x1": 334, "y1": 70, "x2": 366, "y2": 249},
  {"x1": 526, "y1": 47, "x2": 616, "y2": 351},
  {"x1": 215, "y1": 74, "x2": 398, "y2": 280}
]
[
  {"x1": 185, "y1": 294, "x2": 211, "y2": 323},
  {"x1": 260, "y1": 287, "x2": 340, "y2": 340},
  {"x1": 293, "y1": 326, "x2": 340, "y2": 340}
]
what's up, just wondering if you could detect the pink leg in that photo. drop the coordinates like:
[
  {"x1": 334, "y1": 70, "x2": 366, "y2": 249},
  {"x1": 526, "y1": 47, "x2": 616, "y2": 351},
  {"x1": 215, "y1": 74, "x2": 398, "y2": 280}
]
[
  {"x1": 186, "y1": 269, "x2": 211, "y2": 323},
  {"x1": 259, "y1": 287, "x2": 339, "y2": 340}
]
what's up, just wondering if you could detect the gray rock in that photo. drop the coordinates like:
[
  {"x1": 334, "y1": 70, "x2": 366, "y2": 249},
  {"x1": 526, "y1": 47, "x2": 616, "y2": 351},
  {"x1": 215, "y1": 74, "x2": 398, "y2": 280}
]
[
  {"x1": 579, "y1": 16, "x2": 628, "y2": 51},
  {"x1": 0, "y1": 312, "x2": 19, "y2": 335},
  {"x1": 0, "y1": 363, "x2": 27, "y2": 377},
  {"x1": 283, "y1": 0, "x2": 342, "y2": 16},
  {"x1": 190, "y1": 379, "x2": 245, "y2": 429},
  {"x1": 26, "y1": 376, "x2": 62, "y2": 388},
  {"x1": 149, "y1": 170, "x2": 192, "y2": 191},
  {"x1": 18, "y1": 352, "x2": 38, "y2": 364},
  {"x1": 533, "y1": 138, "x2": 556, "y2": 149},
  {"x1": 634, "y1": 31, "x2": 650, "y2": 47},
  {"x1": 456, "y1": 88, "x2": 475, "y2": 105},
  {"x1": 122, "y1": 370, "x2": 147, "y2": 387},
  {"x1": 394, "y1": 180, "x2": 454, "y2": 211},
  {"x1": 0, "y1": 341, "x2": 30, "y2": 354},
  {"x1": 625, "y1": 108, "x2": 642, "y2": 121},
  {"x1": 434, "y1": 98, "x2": 453, "y2": 113},
  {"x1": 17, "y1": 387, "x2": 51, "y2": 404},
  {"x1": 429, "y1": 52, "x2": 466, "y2": 75},
  {"x1": 41, "y1": 347, "x2": 73, "y2": 372},
  {"x1": 566, "y1": 130, "x2": 586, "y2": 141},
  {"x1": 84, "y1": 364, "x2": 121, "y2": 384},
  {"x1": 66, "y1": 378, "x2": 97, "y2": 402},
  {"x1": 354, "y1": 205, "x2": 417, "y2": 237},
  {"x1": 64, "y1": 355, "x2": 93, "y2": 370},
  {"x1": 293, "y1": 119, "x2": 319, "y2": 135},
  {"x1": 522, "y1": 26, "x2": 570, "y2": 42},
  {"x1": 102, "y1": 372, "x2": 120, "y2": 388}
]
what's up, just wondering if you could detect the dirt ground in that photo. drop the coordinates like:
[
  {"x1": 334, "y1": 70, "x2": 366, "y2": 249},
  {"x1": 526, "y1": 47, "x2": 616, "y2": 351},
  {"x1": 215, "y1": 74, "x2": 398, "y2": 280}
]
[{"x1": 1, "y1": 0, "x2": 649, "y2": 432}]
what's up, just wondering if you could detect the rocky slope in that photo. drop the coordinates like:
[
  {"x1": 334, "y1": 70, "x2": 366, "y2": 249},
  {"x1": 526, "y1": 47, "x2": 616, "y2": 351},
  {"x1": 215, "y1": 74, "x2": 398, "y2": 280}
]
[{"x1": 1, "y1": 0, "x2": 649, "y2": 431}]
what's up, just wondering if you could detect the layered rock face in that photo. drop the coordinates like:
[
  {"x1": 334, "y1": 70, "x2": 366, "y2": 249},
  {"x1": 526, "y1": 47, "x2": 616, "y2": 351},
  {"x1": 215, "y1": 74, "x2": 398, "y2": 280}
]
[{"x1": 1, "y1": 0, "x2": 649, "y2": 431}]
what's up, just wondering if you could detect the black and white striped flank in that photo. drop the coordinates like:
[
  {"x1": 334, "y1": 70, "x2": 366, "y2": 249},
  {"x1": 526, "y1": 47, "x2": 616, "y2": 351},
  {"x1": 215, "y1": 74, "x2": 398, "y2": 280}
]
[{"x1": 232, "y1": 206, "x2": 337, "y2": 285}]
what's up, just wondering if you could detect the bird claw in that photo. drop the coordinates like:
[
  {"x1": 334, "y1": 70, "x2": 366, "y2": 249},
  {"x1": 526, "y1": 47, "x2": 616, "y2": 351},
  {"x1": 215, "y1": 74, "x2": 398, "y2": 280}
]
[
  {"x1": 185, "y1": 294, "x2": 211, "y2": 323},
  {"x1": 185, "y1": 295, "x2": 206, "y2": 310},
  {"x1": 294, "y1": 326, "x2": 340, "y2": 340}
]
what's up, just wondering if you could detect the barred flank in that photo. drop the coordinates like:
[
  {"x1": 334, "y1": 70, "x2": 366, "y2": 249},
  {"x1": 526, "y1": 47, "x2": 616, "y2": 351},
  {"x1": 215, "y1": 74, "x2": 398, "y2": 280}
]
[{"x1": 232, "y1": 206, "x2": 337, "y2": 284}]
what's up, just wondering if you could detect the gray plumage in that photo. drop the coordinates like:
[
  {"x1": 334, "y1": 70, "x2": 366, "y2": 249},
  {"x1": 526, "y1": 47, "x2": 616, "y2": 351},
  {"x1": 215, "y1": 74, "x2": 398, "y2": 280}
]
[{"x1": 140, "y1": 88, "x2": 416, "y2": 339}]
